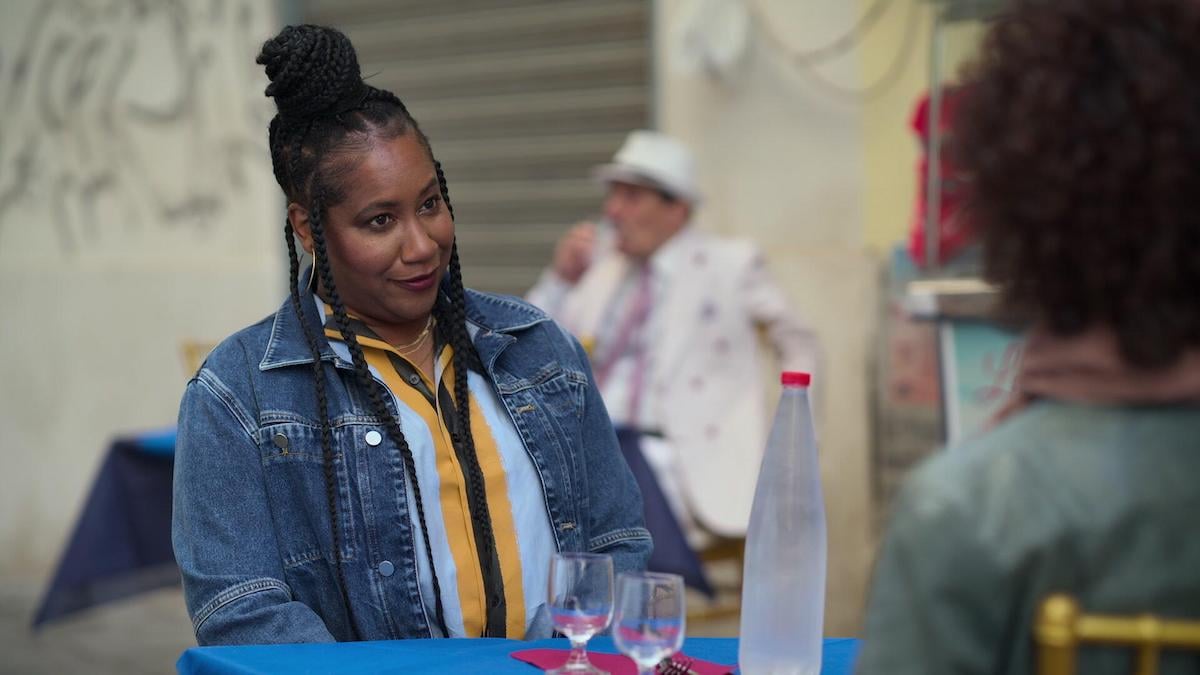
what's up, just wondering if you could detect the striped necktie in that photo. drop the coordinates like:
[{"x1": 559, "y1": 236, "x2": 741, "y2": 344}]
[{"x1": 594, "y1": 265, "x2": 654, "y2": 421}]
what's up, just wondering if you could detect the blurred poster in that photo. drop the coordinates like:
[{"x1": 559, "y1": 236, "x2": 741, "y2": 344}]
[{"x1": 940, "y1": 321, "x2": 1023, "y2": 443}]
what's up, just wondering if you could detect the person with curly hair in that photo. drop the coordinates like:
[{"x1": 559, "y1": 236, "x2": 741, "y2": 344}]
[
  {"x1": 170, "y1": 25, "x2": 650, "y2": 645},
  {"x1": 857, "y1": 0, "x2": 1200, "y2": 672}
]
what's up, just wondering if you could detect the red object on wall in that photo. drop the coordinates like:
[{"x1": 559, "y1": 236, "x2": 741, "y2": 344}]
[{"x1": 908, "y1": 88, "x2": 974, "y2": 267}]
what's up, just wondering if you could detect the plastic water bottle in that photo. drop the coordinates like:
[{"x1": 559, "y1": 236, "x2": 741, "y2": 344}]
[{"x1": 738, "y1": 372, "x2": 827, "y2": 675}]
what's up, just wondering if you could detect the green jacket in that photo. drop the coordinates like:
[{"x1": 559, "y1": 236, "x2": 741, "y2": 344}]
[{"x1": 857, "y1": 401, "x2": 1200, "y2": 675}]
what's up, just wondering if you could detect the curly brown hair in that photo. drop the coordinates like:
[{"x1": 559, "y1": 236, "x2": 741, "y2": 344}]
[{"x1": 957, "y1": 0, "x2": 1200, "y2": 368}]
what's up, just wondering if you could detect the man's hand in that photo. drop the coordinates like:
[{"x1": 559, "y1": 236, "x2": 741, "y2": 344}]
[{"x1": 552, "y1": 221, "x2": 598, "y2": 284}]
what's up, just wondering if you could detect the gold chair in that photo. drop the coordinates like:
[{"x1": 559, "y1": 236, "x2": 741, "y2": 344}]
[{"x1": 1035, "y1": 593, "x2": 1200, "y2": 675}]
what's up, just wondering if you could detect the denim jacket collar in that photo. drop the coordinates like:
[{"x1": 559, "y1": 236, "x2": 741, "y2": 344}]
[{"x1": 260, "y1": 268, "x2": 551, "y2": 373}]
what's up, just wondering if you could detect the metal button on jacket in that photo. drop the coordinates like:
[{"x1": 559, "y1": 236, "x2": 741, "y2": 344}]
[
  {"x1": 407, "y1": 374, "x2": 421, "y2": 386},
  {"x1": 272, "y1": 433, "x2": 288, "y2": 450},
  {"x1": 377, "y1": 560, "x2": 395, "y2": 577},
  {"x1": 364, "y1": 430, "x2": 382, "y2": 446}
]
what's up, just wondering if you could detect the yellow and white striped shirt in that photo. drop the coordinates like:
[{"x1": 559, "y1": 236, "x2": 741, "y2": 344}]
[{"x1": 319, "y1": 302, "x2": 554, "y2": 638}]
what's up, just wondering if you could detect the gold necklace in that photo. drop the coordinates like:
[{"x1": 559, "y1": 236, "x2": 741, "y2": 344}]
[
  {"x1": 397, "y1": 332, "x2": 432, "y2": 359},
  {"x1": 394, "y1": 316, "x2": 434, "y2": 356}
]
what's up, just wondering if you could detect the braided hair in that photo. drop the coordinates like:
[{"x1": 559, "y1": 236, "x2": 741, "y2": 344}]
[{"x1": 256, "y1": 24, "x2": 501, "y2": 638}]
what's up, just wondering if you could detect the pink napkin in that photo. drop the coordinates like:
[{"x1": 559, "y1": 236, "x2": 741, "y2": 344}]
[{"x1": 510, "y1": 648, "x2": 734, "y2": 674}]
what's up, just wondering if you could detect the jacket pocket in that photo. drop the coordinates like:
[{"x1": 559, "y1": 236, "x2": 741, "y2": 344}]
[
  {"x1": 256, "y1": 418, "x2": 362, "y2": 565},
  {"x1": 501, "y1": 367, "x2": 590, "y2": 547},
  {"x1": 501, "y1": 365, "x2": 587, "y2": 424}
]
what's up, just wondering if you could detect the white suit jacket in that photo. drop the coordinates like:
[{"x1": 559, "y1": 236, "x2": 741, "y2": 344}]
[{"x1": 527, "y1": 227, "x2": 818, "y2": 537}]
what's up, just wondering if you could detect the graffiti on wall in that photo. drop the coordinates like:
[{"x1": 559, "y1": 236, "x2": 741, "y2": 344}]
[{"x1": 0, "y1": 0, "x2": 274, "y2": 254}]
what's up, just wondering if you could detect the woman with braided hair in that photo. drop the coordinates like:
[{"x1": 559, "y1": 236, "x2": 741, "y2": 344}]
[{"x1": 172, "y1": 24, "x2": 650, "y2": 646}]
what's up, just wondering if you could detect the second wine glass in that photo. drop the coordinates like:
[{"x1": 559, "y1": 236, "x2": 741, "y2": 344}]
[
  {"x1": 612, "y1": 571, "x2": 686, "y2": 675},
  {"x1": 547, "y1": 552, "x2": 613, "y2": 674}
]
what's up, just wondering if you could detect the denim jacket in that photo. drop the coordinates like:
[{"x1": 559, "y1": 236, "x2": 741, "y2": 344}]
[{"x1": 172, "y1": 287, "x2": 651, "y2": 645}]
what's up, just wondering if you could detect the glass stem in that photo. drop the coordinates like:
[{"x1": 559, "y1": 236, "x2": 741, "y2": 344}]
[{"x1": 565, "y1": 637, "x2": 589, "y2": 669}]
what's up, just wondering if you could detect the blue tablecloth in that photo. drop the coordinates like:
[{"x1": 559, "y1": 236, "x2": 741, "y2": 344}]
[
  {"x1": 33, "y1": 428, "x2": 179, "y2": 627},
  {"x1": 615, "y1": 427, "x2": 713, "y2": 596},
  {"x1": 177, "y1": 636, "x2": 859, "y2": 674}
]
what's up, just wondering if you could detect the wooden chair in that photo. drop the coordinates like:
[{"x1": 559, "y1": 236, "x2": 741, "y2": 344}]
[
  {"x1": 1035, "y1": 593, "x2": 1200, "y2": 675},
  {"x1": 686, "y1": 536, "x2": 745, "y2": 623},
  {"x1": 180, "y1": 339, "x2": 216, "y2": 376}
]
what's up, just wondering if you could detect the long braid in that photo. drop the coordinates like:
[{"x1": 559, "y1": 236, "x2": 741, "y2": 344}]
[
  {"x1": 279, "y1": 121, "x2": 360, "y2": 639},
  {"x1": 432, "y1": 163, "x2": 501, "y2": 633},
  {"x1": 308, "y1": 194, "x2": 449, "y2": 635},
  {"x1": 285, "y1": 223, "x2": 359, "y2": 640}
]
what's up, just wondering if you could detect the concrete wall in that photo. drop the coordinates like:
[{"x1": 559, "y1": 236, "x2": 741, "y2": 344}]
[
  {"x1": 656, "y1": 0, "x2": 878, "y2": 635},
  {"x1": 0, "y1": 1, "x2": 283, "y2": 578}
]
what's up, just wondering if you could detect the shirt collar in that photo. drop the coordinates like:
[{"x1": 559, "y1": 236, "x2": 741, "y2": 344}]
[
  {"x1": 260, "y1": 267, "x2": 551, "y2": 371},
  {"x1": 259, "y1": 289, "x2": 348, "y2": 372},
  {"x1": 647, "y1": 224, "x2": 697, "y2": 279}
]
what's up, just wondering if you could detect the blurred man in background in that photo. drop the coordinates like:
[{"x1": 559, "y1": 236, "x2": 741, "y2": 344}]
[{"x1": 527, "y1": 130, "x2": 819, "y2": 590}]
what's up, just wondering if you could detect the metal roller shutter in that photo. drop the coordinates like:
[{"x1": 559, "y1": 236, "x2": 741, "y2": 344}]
[{"x1": 305, "y1": 0, "x2": 652, "y2": 295}]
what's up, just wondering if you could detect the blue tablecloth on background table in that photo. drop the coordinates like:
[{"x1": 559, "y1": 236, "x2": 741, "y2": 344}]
[
  {"x1": 614, "y1": 427, "x2": 713, "y2": 596},
  {"x1": 177, "y1": 636, "x2": 859, "y2": 675},
  {"x1": 32, "y1": 428, "x2": 179, "y2": 627}
]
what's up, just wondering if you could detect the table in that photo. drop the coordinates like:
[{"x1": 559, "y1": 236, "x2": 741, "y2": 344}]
[
  {"x1": 614, "y1": 427, "x2": 713, "y2": 596},
  {"x1": 33, "y1": 428, "x2": 179, "y2": 627},
  {"x1": 178, "y1": 636, "x2": 858, "y2": 674}
]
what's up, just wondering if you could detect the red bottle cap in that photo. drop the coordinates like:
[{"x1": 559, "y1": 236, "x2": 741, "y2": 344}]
[{"x1": 781, "y1": 371, "x2": 811, "y2": 387}]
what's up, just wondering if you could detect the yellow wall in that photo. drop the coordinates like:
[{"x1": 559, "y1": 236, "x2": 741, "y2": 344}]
[
  {"x1": 656, "y1": 0, "x2": 880, "y2": 635},
  {"x1": 653, "y1": 0, "x2": 993, "y2": 634},
  {"x1": 858, "y1": 0, "x2": 986, "y2": 253}
]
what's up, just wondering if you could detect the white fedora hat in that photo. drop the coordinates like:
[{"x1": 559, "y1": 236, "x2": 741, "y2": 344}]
[{"x1": 592, "y1": 130, "x2": 702, "y2": 204}]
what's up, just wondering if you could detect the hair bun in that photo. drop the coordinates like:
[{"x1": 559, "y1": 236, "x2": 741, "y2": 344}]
[{"x1": 257, "y1": 24, "x2": 366, "y2": 121}]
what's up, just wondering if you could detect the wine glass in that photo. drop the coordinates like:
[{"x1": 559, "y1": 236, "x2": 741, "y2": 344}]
[
  {"x1": 547, "y1": 552, "x2": 614, "y2": 674},
  {"x1": 612, "y1": 572, "x2": 686, "y2": 675}
]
